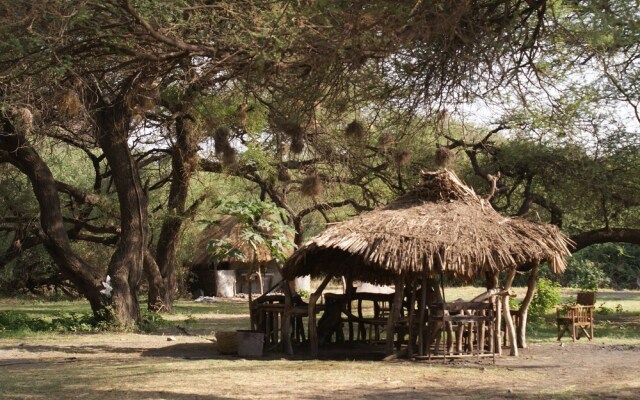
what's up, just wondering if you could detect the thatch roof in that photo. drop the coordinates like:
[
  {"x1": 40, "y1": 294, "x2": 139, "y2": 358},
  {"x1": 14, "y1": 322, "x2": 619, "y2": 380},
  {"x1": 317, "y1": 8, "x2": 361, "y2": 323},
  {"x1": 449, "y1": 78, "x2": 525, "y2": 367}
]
[
  {"x1": 192, "y1": 215, "x2": 290, "y2": 267},
  {"x1": 283, "y1": 169, "x2": 572, "y2": 284}
]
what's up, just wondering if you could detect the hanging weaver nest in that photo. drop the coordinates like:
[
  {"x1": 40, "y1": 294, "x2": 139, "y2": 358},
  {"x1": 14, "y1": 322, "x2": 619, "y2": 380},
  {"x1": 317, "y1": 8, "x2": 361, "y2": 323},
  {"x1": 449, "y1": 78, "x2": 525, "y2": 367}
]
[
  {"x1": 56, "y1": 91, "x2": 83, "y2": 118},
  {"x1": 237, "y1": 103, "x2": 248, "y2": 128},
  {"x1": 276, "y1": 119, "x2": 306, "y2": 154},
  {"x1": 377, "y1": 132, "x2": 394, "y2": 150},
  {"x1": 345, "y1": 119, "x2": 364, "y2": 139},
  {"x1": 13, "y1": 107, "x2": 33, "y2": 134},
  {"x1": 131, "y1": 113, "x2": 144, "y2": 125},
  {"x1": 213, "y1": 127, "x2": 236, "y2": 165},
  {"x1": 214, "y1": 127, "x2": 231, "y2": 155},
  {"x1": 393, "y1": 148, "x2": 411, "y2": 167},
  {"x1": 221, "y1": 147, "x2": 237, "y2": 166},
  {"x1": 277, "y1": 165, "x2": 291, "y2": 182},
  {"x1": 126, "y1": 81, "x2": 160, "y2": 114},
  {"x1": 435, "y1": 146, "x2": 455, "y2": 167},
  {"x1": 301, "y1": 174, "x2": 323, "y2": 197},
  {"x1": 290, "y1": 134, "x2": 305, "y2": 154}
]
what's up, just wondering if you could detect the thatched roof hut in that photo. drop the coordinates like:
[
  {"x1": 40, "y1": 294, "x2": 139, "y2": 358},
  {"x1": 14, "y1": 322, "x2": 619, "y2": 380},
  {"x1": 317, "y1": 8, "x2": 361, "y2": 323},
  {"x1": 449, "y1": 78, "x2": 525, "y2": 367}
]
[
  {"x1": 191, "y1": 215, "x2": 294, "y2": 296},
  {"x1": 283, "y1": 169, "x2": 572, "y2": 284},
  {"x1": 192, "y1": 215, "x2": 280, "y2": 268}
]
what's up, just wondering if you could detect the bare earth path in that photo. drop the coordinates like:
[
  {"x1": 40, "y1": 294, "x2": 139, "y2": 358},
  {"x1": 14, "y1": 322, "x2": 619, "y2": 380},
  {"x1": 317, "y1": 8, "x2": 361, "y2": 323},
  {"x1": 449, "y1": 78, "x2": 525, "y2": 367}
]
[{"x1": 1, "y1": 333, "x2": 639, "y2": 399}]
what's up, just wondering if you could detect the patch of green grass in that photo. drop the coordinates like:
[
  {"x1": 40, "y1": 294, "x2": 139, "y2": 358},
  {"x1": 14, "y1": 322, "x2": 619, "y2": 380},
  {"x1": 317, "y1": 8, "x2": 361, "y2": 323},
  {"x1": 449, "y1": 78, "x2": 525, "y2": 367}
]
[
  {"x1": 2, "y1": 288, "x2": 640, "y2": 343},
  {"x1": 171, "y1": 299, "x2": 247, "y2": 315},
  {"x1": 0, "y1": 298, "x2": 91, "y2": 317}
]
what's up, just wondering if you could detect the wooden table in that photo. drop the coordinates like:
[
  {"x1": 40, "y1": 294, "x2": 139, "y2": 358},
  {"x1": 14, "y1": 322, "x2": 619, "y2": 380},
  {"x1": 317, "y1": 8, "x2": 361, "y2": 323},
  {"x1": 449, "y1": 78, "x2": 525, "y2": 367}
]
[
  {"x1": 323, "y1": 292, "x2": 395, "y2": 343},
  {"x1": 254, "y1": 302, "x2": 324, "y2": 351}
]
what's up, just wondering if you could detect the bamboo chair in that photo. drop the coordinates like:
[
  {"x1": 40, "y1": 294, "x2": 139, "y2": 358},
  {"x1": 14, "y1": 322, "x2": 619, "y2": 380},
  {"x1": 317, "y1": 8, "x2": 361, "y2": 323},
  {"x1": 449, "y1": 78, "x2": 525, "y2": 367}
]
[{"x1": 556, "y1": 294, "x2": 595, "y2": 341}]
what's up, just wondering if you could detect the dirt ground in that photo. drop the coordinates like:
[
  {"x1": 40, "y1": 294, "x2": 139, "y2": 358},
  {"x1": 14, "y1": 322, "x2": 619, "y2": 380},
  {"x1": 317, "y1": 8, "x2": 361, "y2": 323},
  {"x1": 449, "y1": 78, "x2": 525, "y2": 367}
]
[{"x1": 1, "y1": 332, "x2": 639, "y2": 399}]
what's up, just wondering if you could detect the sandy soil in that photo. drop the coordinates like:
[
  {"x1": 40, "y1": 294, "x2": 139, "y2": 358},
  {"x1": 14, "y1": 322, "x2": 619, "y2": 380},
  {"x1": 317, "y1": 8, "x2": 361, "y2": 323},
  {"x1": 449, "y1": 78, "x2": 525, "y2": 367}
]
[{"x1": 1, "y1": 333, "x2": 639, "y2": 399}]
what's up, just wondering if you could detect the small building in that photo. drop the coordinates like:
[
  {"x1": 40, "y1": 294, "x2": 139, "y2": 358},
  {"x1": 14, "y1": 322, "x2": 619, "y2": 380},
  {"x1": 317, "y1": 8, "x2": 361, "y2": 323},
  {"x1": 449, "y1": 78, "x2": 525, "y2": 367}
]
[{"x1": 190, "y1": 215, "x2": 289, "y2": 297}]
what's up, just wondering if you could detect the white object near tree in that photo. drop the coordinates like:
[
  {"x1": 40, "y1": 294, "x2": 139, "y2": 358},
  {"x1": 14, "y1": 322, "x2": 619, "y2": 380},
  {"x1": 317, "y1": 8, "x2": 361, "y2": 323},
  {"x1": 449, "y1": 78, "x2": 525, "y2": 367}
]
[
  {"x1": 215, "y1": 270, "x2": 237, "y2": 298},
  {"x1": 100, "y1": 275, "x2": 112, "y2": 297}
]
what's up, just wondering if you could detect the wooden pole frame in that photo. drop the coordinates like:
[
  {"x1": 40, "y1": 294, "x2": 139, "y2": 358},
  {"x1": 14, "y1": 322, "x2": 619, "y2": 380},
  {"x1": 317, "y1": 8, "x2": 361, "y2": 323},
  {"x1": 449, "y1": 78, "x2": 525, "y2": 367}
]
[
  {"x1": 385, "y1": 272, "x2": 406, "y2": 355},
  {"x1": 282, "y1": 280, "x2": 294, "y2": 355},
  {"x1": 502, "y1": 268, "x2": 518, "y2": 357},
  {"x1": 516, "y1": 262, "x2": 539, "y2": 349},
  {"x1": 418, "y1": 272, "x2": 428, "y2": 356},
  {"x1": 309, "y1": 275, "x2": 333, "y2": 358}
]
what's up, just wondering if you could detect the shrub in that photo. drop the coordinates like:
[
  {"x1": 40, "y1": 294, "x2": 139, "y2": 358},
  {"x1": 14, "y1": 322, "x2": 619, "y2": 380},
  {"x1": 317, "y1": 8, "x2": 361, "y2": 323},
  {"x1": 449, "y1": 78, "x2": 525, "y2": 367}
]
[
  {"x1": 140, "y1": 310, "x2": 167, "y2": 332},
  {"x1": 564, "y1": 259, "x2": 611, "y2": 292},
  {"x1": 0, "y1": 311, "x2": 49, "y2": 333},
  {"x1": 529, "y1": 278, "x2": 561, "y2": 323}
]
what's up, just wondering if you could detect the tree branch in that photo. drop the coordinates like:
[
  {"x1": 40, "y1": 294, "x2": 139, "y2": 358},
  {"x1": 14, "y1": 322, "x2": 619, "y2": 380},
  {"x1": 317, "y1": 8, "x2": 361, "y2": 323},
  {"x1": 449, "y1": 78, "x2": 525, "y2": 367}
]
[{"x1": 570, "y1": 228, "x2": 640, "y2": 253}]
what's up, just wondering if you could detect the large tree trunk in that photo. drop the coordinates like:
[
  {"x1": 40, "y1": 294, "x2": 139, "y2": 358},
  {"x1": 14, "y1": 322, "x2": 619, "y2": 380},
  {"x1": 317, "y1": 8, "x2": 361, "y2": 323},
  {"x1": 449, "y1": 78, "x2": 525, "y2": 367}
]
[
  {"x1": 0, "y1": 118, "x2": 107, "y2": 316},
  {"x1": 95, "y1": 102, "x2": 148, "y2": 327},
  {"x1": 146, "y1": 114, "x2": 198, "y2": 311}
]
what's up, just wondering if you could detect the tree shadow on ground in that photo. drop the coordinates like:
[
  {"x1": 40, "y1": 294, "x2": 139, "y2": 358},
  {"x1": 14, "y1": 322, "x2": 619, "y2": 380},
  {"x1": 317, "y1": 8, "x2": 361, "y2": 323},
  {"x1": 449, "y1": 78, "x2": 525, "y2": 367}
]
[
  {"x1": 0, "y1": 343, "x2": 147, "y2": 355},
  {"x1": 3, "y1": 387, "x2": 234, "y2": 400}
]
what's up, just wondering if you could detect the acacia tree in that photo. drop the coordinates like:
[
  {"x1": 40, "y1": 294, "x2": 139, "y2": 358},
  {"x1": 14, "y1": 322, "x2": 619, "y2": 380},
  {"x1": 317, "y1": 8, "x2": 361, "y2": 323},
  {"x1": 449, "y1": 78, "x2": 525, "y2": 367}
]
[
  {"x1": 435, "y1": 0, "x2": 640, "y2": 249},
  {"x1": 0, "y1": 0, "x2": 565, "y2": 323}
]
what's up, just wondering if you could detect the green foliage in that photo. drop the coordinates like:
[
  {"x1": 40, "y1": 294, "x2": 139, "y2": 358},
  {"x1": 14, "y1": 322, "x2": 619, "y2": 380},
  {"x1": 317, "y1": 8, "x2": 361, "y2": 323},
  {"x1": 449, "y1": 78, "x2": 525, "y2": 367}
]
[
  {"x1": 596, "y1": 302, "x2": 623, "y2": 316},
  {"x1": 207, "y1": 239, "x2": 245, "y2": 263},
  {"x1": 0, "y1": 311, "x2": 99, "y2": 334},
  {"x1": 0, "y1": 311, "x2": 49, "y2": 333},
  {"x1": 529, "y1": 278, "x2": 561, "y2": 323},
  {"x1": 139, "y1": 310, "x2": 168, "y2": 333},
  {"x1": 571, "y1": 244, "x2": 640, "y2": 290},
  {"x1": 564, "y1": 259, "x2": 611, "y2": 292},
  {"x1": 297, "y1": 289, "x2": 311, "y2": 298},
  {"x1": 207, "y1": 200, "x2": 296, "y2": 264}
]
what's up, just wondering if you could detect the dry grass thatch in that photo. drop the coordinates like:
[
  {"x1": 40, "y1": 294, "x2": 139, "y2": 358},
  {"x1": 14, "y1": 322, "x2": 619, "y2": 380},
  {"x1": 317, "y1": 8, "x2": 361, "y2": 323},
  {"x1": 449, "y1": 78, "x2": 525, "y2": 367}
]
[
  {"x1": 283, "y1": 169, "x2": 572, "y2": 284},
  {"x1": 57, "y1": 91, "x2": 83, "y2": 117},
  {"x1": 300, "y1": 174, "x2": 323, "y2": 197},
  {"x1": 192, "y1": 215, "x2": 290, "y2": 268}
]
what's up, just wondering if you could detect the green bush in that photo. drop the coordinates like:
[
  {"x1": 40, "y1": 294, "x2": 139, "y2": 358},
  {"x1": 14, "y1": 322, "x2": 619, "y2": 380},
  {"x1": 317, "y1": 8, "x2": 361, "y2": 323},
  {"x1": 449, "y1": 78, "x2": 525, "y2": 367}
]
[
  {"x1": 0, "y1": 309, "x2": 168, "y2": 334},
  {"x1": 564, "y1": 259, "x2": 611, "y2": 292},
  {"x1": 0, "y1": 311, "x2": 49, "y2": 333},
  {"x1": 567, "y1": 244, "x2": 639, "y2": 289},
  {"x1": 529, "y1": 278, "x2": 561, "y2": 323},
  {"x1": 139, "y1": 310, "x2": 168, "y2": 332}
]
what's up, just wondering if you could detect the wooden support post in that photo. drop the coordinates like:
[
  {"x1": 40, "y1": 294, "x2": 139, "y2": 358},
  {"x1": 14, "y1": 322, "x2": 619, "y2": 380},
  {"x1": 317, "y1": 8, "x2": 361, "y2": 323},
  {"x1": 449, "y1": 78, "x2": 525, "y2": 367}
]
[
  {"x1": 309, "y1": 275, "x2": 333, "y2": 358},
  {"x1": 407, "y1": 278, "x2": 416, "y2": 358},
  {"x1": 494, "y1": 291, "x2": 502, "y2": 356},
  {"x1": 517, "y1": 262, "x2": 539, "y2": 349},
  {"x1": 345, "y1": 273, "x2": 354, "y2": 342},
  {"x1": 418, "y1": 273, "x2": 428, "y2": 356},
  {"x1": 385, "y1": 273, "x2": 406, "y2": 355},
  {"x1": 282, "y1": 281, "x2": 294, "y2": 355},
  {"x1": 502, "y1": 268, "x2": 518, "y2": 357}
]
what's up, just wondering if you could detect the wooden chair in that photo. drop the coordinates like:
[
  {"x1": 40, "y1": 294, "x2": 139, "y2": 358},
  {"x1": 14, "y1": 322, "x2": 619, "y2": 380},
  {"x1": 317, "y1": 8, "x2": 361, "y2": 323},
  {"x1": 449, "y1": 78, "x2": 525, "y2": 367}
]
[{"x1": 556, "y1": 295, "x2": 595, "y2": 341}]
